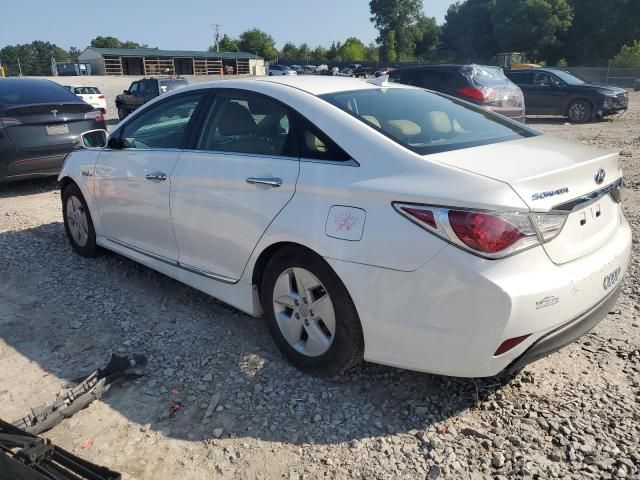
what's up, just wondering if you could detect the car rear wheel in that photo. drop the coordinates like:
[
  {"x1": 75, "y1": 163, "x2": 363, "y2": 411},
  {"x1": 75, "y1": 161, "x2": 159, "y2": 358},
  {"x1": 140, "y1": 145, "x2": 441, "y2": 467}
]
[
  {"x1": 62, "y1": 183, "x2": 100, "y2": 257},
  {"x1": 261, "y1": 248, "x2": 364, "y2": 376},
  {"x1": 567, "y1": 100, "x2": 592, "y2": 123},
  {"x1": 117, "y1": 104, "x2": 127, "y2": 120}
]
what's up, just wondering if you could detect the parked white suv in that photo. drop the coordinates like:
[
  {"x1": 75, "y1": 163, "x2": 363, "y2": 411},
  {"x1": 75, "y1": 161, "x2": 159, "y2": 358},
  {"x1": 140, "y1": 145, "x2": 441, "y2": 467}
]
[
  {"x1": 64, "y1": 86, "x2": 107, "y2": 114},
  {"x1": 268, "y1": 65, "x2": 297, "y2": 76}
]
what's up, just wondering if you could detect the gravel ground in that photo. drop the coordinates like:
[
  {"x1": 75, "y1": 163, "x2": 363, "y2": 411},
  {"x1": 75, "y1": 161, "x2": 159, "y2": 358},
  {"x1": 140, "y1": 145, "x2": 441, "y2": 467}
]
[{"x1": 1, "y1": 96, "x2": 639, "y2": 480}]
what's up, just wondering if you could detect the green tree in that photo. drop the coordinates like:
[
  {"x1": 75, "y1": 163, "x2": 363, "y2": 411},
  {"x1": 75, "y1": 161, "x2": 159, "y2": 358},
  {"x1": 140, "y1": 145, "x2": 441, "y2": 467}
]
[
  {"x1": 311, "y1": 46, "x2": 327, "y2": 60},
  {"x1": 297, "y1": 43, "x2": 311, "y2": 61},
  {"x1": 612, "y1": 40, "x2": 640, "y2": 68},
  {"x1": 0, "y1": 41, "x2": 69, "y2": 75},
  {"x1": 492, "y1": 0, "x2": 573, "y2": 60},
  {"x1": 326, "y1": 41, "x2": 341, "y2": 60},
  {"x1": 90, "y1": 36, "x2": 150, "y2": 49},
  {"x1": 68, "y1": 46, "x2": 81, "y2": 61},
  {"x1": 280, "y1": 42, "x2": 299, "y2": 59},
  {"x1": 365, "y1": 42, "x2": 380, "y2": 61},
  {"x1": 380, "y1": 30, "x2": 397, "y2": 61},
  {"x1": 441, "y1": 0, "x2": 498, "y2": 62},
  {"x1": 338, "y1": 37, "x2": 367, "y2": 61},
  {"x1": 563, "y1": 0, "x2": 640, "y2": 64},
  {"x1": 237, "y1": 28, "x2": 278, "y2": 59},
  {"x1": 210, "y1": 34, "x2": 239, "y2": 52},
  {"x1": 413, "y1": 16, "x2": 440, "y2": 58},
  {"x1": 370, "y1": 0, "x2": 424, "y2": 60}
]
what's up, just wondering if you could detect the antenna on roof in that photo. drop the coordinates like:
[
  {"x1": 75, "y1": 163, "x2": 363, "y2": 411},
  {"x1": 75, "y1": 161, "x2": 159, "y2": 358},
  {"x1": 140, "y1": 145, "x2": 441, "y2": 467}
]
[{"x1": 367, "y1": 74, "x2": 390, "y2": 88}]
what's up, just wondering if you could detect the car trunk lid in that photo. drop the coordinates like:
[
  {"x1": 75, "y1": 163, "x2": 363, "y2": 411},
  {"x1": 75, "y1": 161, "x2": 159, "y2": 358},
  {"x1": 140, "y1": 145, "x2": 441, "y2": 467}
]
[{"x1": 430, "y1": 135, "x2": 622, "y2": 264}]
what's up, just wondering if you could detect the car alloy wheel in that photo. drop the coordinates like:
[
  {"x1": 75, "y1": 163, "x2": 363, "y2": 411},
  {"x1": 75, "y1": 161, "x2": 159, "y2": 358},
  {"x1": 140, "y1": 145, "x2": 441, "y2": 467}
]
[
  {"x1": 272, "y1": 267, "x2": 336, "y2": 356},
  {"x1": 117, "y1": 105, "x2": 126, "y2": 120},
  {"x1": 66, "y1": 195, "x2": 89, "y2": 247},
  {"x1": 568, "y1": 100, "x2": 591, "y2": 123}
]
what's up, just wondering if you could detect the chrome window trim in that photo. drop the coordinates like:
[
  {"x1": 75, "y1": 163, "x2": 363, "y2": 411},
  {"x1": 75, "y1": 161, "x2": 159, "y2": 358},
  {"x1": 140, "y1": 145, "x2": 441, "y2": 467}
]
[
  {"x1": 301, "y1": 158, "x2": 360, "y2": 167},
  {"x1": 180, "y1": 149, "x2": 300, "y2": 163},
  {"x1": 104, "y1": 236, "x2": 238, "y2": 284},
  {"x1": 550, "y1": 178, "x2": 623, "y2": 213}
]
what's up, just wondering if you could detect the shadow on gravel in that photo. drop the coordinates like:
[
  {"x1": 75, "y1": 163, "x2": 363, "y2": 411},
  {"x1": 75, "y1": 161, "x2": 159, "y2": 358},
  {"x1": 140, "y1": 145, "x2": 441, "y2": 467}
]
[
  {"x1": 0, "y1": 177, "x2": 59, "y2": 199},
  {"x1": 0, "y1": 221, "x2": 508, "y2": 446}
]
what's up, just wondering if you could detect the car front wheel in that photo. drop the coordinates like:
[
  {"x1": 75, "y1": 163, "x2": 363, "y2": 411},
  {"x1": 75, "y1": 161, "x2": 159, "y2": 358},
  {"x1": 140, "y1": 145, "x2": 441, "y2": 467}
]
[
  {"x1": 261, "y1": 248, "x2": 364, "y2": 376},
  {"x1": 567, "y1": 100, "x2": 592, "y2": 123},
  {"x1": 117, "y1": 104, "x2": 127, "y2": 120},
  {"x1": 62, "y1": 183, "x2": 100, "y2": 257}
]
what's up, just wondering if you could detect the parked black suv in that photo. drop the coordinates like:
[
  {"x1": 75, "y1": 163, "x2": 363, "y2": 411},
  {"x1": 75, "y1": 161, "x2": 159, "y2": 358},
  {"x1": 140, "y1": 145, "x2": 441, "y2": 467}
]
[
  {"x1": 115, "y1": 76, "x2": 189, "y2": 119},
  {"x1": 389, "y1": 64, "x2": 525, "y2": 123},
  {"x1": 505, "y1": 68, "x2": 628, "y2": 123}
]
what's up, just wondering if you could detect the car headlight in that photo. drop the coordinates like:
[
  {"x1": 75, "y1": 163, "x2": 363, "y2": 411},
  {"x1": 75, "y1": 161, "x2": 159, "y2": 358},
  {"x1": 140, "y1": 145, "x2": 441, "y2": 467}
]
[{"x1": 604, "y1": 94, "x2": 618, "y2": 107}]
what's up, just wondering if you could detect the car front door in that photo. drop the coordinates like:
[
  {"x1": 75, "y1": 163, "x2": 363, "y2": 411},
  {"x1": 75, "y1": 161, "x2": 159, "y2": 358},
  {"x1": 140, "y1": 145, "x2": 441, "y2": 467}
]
[
  {"x1": 93, "y1": 91, "x2": 207, "y2": 261},
  {"x1": 526, "y1": 72, "x2": 566, "y2": 114},
  {"x1": 170, "y1": 90, "x2": 299, "y2": 282}
]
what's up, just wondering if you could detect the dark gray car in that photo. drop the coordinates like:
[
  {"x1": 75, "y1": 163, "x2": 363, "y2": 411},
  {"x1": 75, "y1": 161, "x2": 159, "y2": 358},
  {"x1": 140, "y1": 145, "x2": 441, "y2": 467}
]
[{"x1": 0, "y1": 78, "x2": 106, "y2": 183}]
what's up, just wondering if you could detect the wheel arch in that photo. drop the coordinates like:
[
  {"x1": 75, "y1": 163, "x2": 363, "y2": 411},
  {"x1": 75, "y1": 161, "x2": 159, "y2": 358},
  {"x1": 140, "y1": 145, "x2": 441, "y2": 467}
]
[{"x1": 565, "y1": 96, "x2": 595, "y2": 116}]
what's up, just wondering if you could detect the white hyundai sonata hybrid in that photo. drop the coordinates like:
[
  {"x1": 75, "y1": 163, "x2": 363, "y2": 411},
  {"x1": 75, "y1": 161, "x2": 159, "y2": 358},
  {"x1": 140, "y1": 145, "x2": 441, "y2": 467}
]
[{"x1": 59, "y1": 76, "x2": 631, "y2": 377}]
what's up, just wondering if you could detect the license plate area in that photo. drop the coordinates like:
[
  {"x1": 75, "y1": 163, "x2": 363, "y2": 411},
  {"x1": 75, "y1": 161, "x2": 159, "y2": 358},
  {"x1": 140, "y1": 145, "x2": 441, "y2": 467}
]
[{"x1": 46, "y1": 124, "x2": 69, "y2": 136}]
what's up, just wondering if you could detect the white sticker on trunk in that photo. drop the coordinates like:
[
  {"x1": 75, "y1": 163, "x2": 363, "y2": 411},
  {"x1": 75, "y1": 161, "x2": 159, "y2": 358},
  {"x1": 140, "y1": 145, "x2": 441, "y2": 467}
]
[{"x1": 325, "y1": 206, "x2": 365, "y2": 241}]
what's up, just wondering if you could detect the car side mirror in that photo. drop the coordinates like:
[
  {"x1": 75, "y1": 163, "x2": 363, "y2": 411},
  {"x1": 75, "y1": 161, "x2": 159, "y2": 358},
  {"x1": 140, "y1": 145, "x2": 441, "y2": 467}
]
[
  {"x1": 123, "y1": 90, "x2": 130, "y2": 94},
  {"x1": 79, "y1": 129, "x2": 108, "y2": 148}
]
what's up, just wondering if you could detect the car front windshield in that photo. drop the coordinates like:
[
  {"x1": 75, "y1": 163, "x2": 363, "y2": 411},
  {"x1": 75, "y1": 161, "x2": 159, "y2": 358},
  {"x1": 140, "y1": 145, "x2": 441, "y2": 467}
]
[
  {"x1": 320, "y1": 87, "x2": 536, "y2": 155},
  {"x1": 551, "y1": 70, "x2": 585, "y2": 85}
]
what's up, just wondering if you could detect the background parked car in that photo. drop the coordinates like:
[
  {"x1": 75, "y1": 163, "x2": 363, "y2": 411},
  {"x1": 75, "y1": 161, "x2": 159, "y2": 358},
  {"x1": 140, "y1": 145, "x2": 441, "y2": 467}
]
[
  {"x1": 375, "y1": 67, "x2": 395, "y2": 77},
  {"x1": 290, "y1": 65, "x2": 304, "y2": 75},
  {"x1": 389, "y1": 64, "x2": 526, "y2": 123},
  {"x1": 268, "y1": 65, "x2": 297, "y2": 76},
  {"x1": 346, "y1": 64, "x2": 370, "y2": 78},
  {"x1": 115, "y1": 76, "x2": 188, "y2": 120},
  {"x1": 506, "y1": 68, "x2": 629, "y2": 123},
  {"x1": 64, "y1": 85, "x2": 107, "y2": 114},
  {"x1": 0, "y1": 78, "x2": 105, "y2": 183},
  {"x1": 303, "y1": 65, "x2": 317, "y2": 74}
]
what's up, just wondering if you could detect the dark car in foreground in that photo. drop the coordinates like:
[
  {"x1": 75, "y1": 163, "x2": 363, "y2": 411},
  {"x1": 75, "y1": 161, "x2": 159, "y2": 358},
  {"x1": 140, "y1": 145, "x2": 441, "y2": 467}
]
[
  {"x1": 115, "y1": 76, "x2": 189, "y2": 119},
  {"x1": 0, "y1": 78, "x2": 105, "y2": 183},
  {"x1": 389, "y1": 64, "x2": 526, "y2": 123},
  {"x1": 506, "y1": 68, "x2": 629, "y2": 123}
]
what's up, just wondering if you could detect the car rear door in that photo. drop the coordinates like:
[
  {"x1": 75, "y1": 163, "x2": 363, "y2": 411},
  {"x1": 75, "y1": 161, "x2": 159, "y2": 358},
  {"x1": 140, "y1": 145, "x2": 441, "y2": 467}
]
[
  {"x1": 93, "y1": 91, "x2": 207, "y2": 261},
  {"x1": 170, "y1": 90, "x2": 299, "y2": 282}
]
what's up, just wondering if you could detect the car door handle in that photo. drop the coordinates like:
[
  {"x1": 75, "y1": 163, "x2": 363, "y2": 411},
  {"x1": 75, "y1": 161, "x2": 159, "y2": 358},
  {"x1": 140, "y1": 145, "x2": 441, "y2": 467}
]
[
  {"x1": 145, "y1": 172, "x2": 167, "y2": 181},
  {"x1": 246, "y1": 177, "x2": 283, "y2": 187}
]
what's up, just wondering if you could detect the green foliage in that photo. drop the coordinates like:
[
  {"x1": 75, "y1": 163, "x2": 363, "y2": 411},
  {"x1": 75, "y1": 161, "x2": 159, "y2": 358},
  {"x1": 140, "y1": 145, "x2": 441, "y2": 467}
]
[
  {"x1": 90, "y1": 36, "x2": 150, "y2": 49},
  {"x1": 238, "y1": 28, "x2": 278, "y2": 59},
  {"x1": 338, "y1": 37, "x2": 367, "y2": 61},
  {"x1": 441, "y1": 0, "x2": 498, "y2": 62},
  {"x1": 68, "y1": 46, "x2": 81, "y2": 61},
  {"x1": 209, "y1": 34, "x2": 239, "y2": 52},
  {"x1": 311, "y1": 46, "x2": 327, "y2": 60},
  {"x1": 0, "y1": 41, "x2": 70, "y2": 76},
  {"x1": 492, "y1": 0, "x2": 573, "y2": 59},
  {"x1": 370, "y1": 0, "x2": 425, "y2": 60},
  {"x1": 556, "y1": 58, "x2": 568, "y2": 67},
  {"x1": 612, "y1": 40, "x2": 640, "y2": 68},
  {"x1": 413, "y1": 16, "x2": 440, "y2": 59},
  {"x1": 380, "y1": 31, "x2": 397, "y2": 62},
  {"x1": 365, "y1": 42, "x2": 380, "y2": 61}
]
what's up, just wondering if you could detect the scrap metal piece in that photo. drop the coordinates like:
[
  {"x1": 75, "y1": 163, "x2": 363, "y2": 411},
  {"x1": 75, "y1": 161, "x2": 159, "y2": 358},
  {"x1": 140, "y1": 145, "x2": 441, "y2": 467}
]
[{"x1": 13, "y1": 354, "x2": 145, "y2": 435}]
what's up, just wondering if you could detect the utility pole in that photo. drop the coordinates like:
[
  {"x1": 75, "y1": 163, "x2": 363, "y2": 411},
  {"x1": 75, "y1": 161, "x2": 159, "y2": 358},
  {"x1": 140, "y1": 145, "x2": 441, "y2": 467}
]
[{"x1": 212, "y1": 24, "x2": 222, "y2": 52}]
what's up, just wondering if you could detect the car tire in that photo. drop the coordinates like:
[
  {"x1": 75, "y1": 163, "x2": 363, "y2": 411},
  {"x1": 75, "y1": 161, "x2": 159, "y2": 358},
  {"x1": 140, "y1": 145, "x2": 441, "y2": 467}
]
[
  {"x1": 117, "y1": 104, "x2": 127, "y2": 120},
  {"x1": 62, "y1": 183, "x2": 101, "y2": 257},
  {"x1": 567, "y1": 100, "x2": 592, "y2": 123},
  {"x1": 261, "y1": 247, "x2": 364, "y2": 376}
]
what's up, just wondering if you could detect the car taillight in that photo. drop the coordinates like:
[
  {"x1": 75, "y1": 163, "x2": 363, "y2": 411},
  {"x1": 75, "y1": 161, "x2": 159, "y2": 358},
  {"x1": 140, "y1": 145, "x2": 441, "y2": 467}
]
[
  {"x1": 98, "y1": 95, "x2": 105, "y2": 99},
  {"x1": 494, "y1": 334, "x2": 530, "y2": 356},
  {"x1": 394, "y1": 203, "x2": 567, "y2": 259},
  {"x1": 84, "y1": 110, "x2": 104, "y2": 122},
  {"x1": 0, "y1": 116, "x2": 22, "y2": 128},
  {"x1": 457, "y1": 86, "x2": 494, "y2": 102}
]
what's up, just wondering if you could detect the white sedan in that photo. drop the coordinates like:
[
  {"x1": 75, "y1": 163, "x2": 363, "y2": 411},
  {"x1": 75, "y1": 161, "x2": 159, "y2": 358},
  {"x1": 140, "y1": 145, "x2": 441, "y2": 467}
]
[
  {"x1": 59, "y1": 76, "x2": 631, "y2": 377},
  {"x1": 64, "y1": 85, "x2": 107, "y2": 114}
]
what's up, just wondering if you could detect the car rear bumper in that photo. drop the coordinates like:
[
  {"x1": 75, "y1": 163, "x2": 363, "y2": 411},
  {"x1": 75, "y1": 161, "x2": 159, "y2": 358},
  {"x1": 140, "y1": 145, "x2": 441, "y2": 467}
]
[{"x1": 326, "y1": 212, "x2": 631, "y2": 377}]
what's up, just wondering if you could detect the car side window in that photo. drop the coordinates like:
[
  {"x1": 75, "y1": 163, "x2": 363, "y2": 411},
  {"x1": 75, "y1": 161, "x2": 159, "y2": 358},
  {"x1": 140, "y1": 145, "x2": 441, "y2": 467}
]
[
  {"x1": 137, "y1": 81, "x2": 148, "y2": 96},
  {"x1": 129, "y1": 82, "x2": 138, "y2": 95},
  {"x1": 148, "y1": 81, "x2": 159, "y2": 96},
  {"x1": 197, "y1": 92, "x2": 296, "y2": 157},
  {"x1": 533, "y1": 73, "x2": 560, "y2": 87},
  {"x1": 119, "y1": 92, "x2": 205, "y2": 149},
  {"x1": 298, "y1": 120, "x2": 351, "y2": 162}
]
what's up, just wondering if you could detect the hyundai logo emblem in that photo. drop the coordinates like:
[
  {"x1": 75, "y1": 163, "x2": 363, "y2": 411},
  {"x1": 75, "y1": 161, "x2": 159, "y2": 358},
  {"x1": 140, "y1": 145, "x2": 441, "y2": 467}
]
[{"x1": 594, "y1": 169, "x2": 606, "y2": 185}]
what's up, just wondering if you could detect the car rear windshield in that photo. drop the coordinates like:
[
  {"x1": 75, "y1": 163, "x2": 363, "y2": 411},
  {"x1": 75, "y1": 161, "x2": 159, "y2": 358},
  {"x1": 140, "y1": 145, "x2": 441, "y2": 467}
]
[
  {"x1": 158, "y1": 79, "x2": 189, "y2": 94},
  {"x1": 0, "y1": 80, "x2": 80, "y2": 107},
  {"x1": 74, "y1": 87, "x2": 101, "y2": 94},
  {"x1": 320, "y1": 87, "x2": 536, "y2": 155},
  {"x1": 466, "y1": 65, "x2": 510, "y2": 86}
]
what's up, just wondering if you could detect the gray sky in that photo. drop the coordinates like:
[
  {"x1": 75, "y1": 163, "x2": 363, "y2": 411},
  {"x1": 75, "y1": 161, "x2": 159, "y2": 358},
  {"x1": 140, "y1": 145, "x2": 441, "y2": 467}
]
[{"x1": 0, "y1": 0, "x2": 456, "y2": 51}]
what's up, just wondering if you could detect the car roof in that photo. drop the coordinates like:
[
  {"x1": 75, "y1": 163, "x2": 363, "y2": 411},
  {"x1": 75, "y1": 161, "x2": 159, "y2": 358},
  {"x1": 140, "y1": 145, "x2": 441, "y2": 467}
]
[{"x1": 182, "y1": 76, "x2": 411, "y2": 97}]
